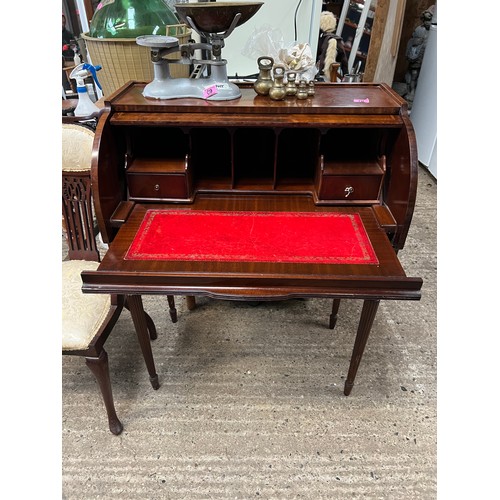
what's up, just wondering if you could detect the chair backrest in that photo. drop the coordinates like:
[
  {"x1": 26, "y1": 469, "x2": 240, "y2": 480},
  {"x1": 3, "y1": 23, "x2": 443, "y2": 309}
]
[{"x1": 62, "y1": 123, "x2": 100, "y2": 262}]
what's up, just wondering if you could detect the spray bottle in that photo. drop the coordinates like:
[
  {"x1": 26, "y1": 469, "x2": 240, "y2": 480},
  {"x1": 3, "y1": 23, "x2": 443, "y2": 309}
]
[{"x1": 69, "y1": 63, "x2": 103, "y2": 117}]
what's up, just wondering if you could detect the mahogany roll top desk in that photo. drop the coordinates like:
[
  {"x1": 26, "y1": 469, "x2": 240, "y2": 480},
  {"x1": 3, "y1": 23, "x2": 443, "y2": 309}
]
[{"x1": 81, "y1": 81, "x2": 423, "y2": 395}]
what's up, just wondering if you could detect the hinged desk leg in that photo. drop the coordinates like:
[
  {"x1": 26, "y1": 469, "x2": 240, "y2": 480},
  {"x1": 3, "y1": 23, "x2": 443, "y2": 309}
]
[
  {"x1": 344, "y1": 299, "x2": 380, "y2": 396},
  {"x1": 127, "y1": 294, "x2": 160, "y2": 390}
]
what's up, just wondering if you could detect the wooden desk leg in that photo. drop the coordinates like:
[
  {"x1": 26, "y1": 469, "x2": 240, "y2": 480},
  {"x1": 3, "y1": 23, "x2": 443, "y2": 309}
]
[
  {"x1": 344, "y1": 299, "x2": 380, "y2": 396},
  {"x1": 167, "y1": 295, "x2": 178, "y2": 323},
  {"x1": 329, "y1": 299, "x2": 341, "y2": 329},
  {"x1": 186, "y1": 295, "x2": 197, "y2": 311},
  {"x1": 145, "y1": 312, "x2": 158, "y2": 341},
  {"x1": 127, "y1": 294, "x2": 160, "y2": 390}
]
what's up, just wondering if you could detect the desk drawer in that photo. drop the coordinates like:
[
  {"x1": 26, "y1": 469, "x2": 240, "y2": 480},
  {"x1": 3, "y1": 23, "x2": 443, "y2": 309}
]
[
  {"x1": 126, "y1": 156, "x2": 192, "y2": 200},
  {"x1": 316, "y1": 157, "x2": 385, "y2": 202},
  {"x1": 128, "y1": 173, "x2": 190, "y2": 199},
  {"x1": 318, "y1": 174, "x2": 382, "y2": 201}
]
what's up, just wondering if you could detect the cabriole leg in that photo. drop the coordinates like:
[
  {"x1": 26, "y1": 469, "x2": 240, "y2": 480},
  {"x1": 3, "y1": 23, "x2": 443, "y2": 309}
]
[
  {"x1": 145, "y1": 311, "x2": 158, "y2": 340},
  {"x1": 127, "y1": 294, "x2": 160, "y2": 390},
  {"x1": 85, "y1": 349, "x2": 123, "y2": 435}
]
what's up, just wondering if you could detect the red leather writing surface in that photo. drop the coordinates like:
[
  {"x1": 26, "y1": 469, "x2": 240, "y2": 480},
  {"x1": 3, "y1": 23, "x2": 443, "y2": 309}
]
[{"x1": 125, "y1": 210, "x2": 379, "y2": 265}]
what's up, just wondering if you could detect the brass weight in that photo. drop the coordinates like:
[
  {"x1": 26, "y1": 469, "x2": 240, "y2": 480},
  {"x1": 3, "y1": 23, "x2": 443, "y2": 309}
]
[
  {"x1": 269, "y1": 64, "x2": 287, "y2": 101},
  {"x1": 253, "y1": 56, "x2": 274, "y2": 96}
]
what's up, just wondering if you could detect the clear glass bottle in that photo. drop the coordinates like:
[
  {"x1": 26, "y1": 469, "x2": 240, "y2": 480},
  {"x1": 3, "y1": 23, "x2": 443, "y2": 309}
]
[{"x1": 89, "y1": 0, "x2": 179, "y2": 38}]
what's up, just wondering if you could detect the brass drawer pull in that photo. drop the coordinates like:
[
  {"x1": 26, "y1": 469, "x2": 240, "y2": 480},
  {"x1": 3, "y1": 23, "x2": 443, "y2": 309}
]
[
  {"x1": 154, "y1": 184, "x2": 160, "y2": 191},
  {"x1": 344, "y1": 186, "x2": 354, "y2": 197}
]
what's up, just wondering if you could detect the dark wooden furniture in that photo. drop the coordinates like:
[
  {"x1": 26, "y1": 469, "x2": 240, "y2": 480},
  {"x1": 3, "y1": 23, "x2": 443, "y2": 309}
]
[{"x1": 82, "y1": 81, "x2": 422, "y2": 396}]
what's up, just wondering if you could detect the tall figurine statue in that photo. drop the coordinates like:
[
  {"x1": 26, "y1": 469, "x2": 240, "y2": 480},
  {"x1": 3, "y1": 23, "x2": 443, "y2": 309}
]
[
  {"x1": 405, "y1": 8, "x2": 434, "y2": 106},
  {"x1": 316, "y1": 11, "x2": 348, "y2": 82}
]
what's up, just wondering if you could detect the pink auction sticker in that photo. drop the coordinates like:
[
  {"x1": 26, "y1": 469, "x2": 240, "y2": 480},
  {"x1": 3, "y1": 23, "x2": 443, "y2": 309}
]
[
  {"x1": 353, "y1": 98, "x2": 370, "y2": 103},
  {"x1": 203, "y1": 85, "x2": 218, "y2": 99}
]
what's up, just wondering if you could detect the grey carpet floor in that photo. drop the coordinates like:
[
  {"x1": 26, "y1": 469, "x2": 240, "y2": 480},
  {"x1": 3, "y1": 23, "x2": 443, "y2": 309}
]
[{"x1": 62, "y1": 165, "x2": 437, "y2": 499}]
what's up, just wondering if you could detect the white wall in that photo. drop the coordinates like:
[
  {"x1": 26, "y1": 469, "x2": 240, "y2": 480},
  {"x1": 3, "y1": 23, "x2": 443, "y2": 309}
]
[{"x1": 219, "y1": 0, "x2": 322, "y2": 77}]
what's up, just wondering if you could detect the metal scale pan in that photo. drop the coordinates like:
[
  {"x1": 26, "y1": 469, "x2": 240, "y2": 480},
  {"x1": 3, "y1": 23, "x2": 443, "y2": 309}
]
[
  {"x1": 136, "y1": 35, "x2": 180, "y2": 49},
  {"x1": 174, "y1": 2, "x2": 264, "y2": 35}
]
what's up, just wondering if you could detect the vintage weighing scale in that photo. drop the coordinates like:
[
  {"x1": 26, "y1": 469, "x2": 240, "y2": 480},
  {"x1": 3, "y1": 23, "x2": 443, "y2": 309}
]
[{"x1": 136, "y1": 2, "x2": 263, "y2": 100}]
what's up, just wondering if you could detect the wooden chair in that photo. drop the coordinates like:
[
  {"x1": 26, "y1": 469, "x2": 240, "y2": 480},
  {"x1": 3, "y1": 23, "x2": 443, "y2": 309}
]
[{"x1": 62, "y1": 122, "x2": 159, "y2": 434}]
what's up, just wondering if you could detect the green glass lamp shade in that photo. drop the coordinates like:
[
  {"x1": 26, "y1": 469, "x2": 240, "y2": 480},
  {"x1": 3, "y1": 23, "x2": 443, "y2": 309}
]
[{"x1": 89, "y1": 0, "x2": 179, "y2": 38}]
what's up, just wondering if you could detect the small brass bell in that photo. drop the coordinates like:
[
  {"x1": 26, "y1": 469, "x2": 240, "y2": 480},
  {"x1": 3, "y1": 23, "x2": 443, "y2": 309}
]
[
  {"x1": 254, "y1": 56, "x2": 274, "y2": 96},
  {"x1": 285, "y1": 71, "x2": 297, "y2": 97},
  {"x1": 269, "y1": 65, "x2": 287, "y2": 101}
]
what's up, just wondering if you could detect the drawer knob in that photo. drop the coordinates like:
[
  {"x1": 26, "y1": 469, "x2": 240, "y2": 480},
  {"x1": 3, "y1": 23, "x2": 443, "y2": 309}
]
[
  {"x1": 154, "y1": 184, "x2": 160, "y2": 191},
  {"x1": 344, "y1": 186, "x2": 354, "y2": 197}
]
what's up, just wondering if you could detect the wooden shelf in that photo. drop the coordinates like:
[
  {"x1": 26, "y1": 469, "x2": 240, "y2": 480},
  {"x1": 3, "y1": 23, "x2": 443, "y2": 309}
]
[
  {"x1": 127, "y1": 157, "x2": 187, "y2": 174},
  {"x1": 322, "y1": 160, "x2": 384, "y2": 176}
]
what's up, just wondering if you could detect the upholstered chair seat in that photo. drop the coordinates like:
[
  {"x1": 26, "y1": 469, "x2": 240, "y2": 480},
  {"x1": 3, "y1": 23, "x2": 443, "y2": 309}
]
[{"x1": 62, "y1": 260, "x2": 111, "y2": 351}]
